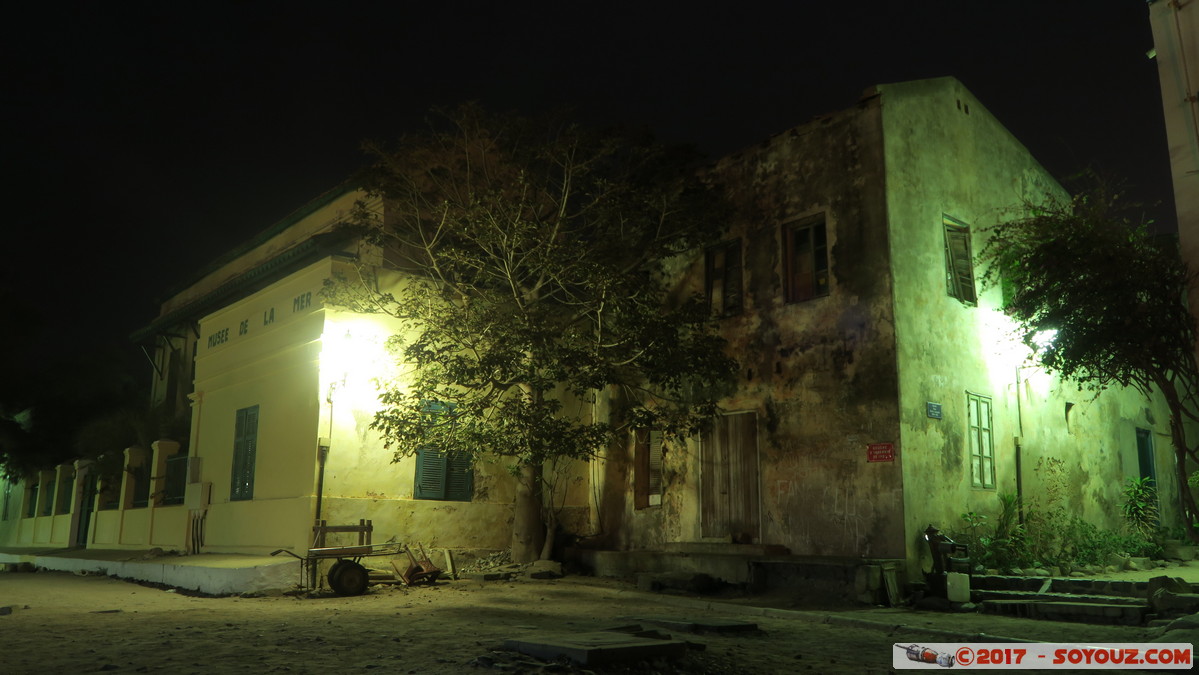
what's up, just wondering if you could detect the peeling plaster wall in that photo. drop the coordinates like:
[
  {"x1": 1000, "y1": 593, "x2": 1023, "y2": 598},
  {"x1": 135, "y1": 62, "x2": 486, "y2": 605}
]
[
  {"x1": 880, "y1": 78, "x2": 1175, "y2": 577},
  {"x1": 316, "y1": 293, "x2": 523, "y2": 552},
  {"x1": 607, "y1": 93, "x2": 906, "y2": 558},
  {"x1": 710, "y1": 96, "x2": 904, "y2": 558},
  {"x1": 598, "y1": 78, "x2": 1179, "y2": 576},
  {"x1": 316, "y1": 269, "x2": 591, "y2": 554}
]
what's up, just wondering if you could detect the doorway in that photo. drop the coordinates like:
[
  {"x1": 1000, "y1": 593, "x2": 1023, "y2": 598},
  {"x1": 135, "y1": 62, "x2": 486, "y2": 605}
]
[
  {"x1": 701, "y1": 411, "x2": 761, "y2": 542},
  {"x1": 1135, "y1": 428, "x2": 1156, "y2": 483}
]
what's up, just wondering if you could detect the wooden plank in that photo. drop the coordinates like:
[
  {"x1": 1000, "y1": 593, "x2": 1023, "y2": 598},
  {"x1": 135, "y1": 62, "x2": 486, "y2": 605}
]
[{"x1": 308, "y1": 545, "x2": 375, "y2": 557}]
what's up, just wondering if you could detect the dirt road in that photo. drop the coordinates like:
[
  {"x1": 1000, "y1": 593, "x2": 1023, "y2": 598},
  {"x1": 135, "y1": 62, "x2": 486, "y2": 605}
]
[{"x1": 0, "y1": 570, "x2": 1158, "y2": 674}]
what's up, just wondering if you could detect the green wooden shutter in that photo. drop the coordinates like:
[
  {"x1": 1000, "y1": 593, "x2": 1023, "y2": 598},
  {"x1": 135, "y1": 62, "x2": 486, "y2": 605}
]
[
  {"x1": 415, "y1": 448, "x2": 447, "y2": 500},
  {"x1": 415, "y1": 448, "x2": 472, "y2": 501},
  {"x1": 231, "y1": 405, "x2": 259, "y2": 501},
  {"x1": 967, "y1": 393, "x2": 993, "y2": 489},
  {"x1": 647, "y1": 430, "x2": 663, "y2": 504},
  {"x1": 445, "y1": 451, "x2": 474, "y2": 502},
  {"x1": 944, "y1": 221, "x2": 977, "y2": 305}
]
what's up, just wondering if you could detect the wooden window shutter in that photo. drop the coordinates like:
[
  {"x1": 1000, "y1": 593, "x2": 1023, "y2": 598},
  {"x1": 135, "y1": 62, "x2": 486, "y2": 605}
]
[
  {"x1": 944, "y1": 220, "x2": 976, "y2": 305},
  {"x1": 415, "y1": 448, "x2": 473, "y2": 502},
  {"x1": 445, "y1": 451, "x2": 474, "y2": 502},
  {"x1": 647, "y1": 429, "x2": 664, "y2": 506},
  {"x1": 231, "y1": 405, "x2": 259, "y2": 501},
  {"x1": 414, "y1": 448, "x2": 447, "y2": 500}
]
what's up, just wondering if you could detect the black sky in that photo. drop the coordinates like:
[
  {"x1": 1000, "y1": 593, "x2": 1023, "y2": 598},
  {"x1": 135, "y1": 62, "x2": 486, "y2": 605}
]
[{"x1": 0, "y1": 1, "x2": 1173, "y2": 375}]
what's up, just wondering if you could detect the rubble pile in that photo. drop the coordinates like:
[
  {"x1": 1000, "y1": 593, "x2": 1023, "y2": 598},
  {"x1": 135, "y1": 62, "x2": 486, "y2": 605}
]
[
  {"x1": 457, "y1": 549, "x2": 513, "y2": 574},
  {"x1": 448, "y1": 549, "x2": 567, "y2": 581}
]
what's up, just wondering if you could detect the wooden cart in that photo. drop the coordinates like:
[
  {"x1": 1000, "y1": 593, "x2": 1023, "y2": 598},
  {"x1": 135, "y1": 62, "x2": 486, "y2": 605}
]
[
  {"x1": 270, "y1": 520, "x2": 441, "y2": 595},
  {"x1": 271, "y1": 519, "x2": 389, "y2": 595}
]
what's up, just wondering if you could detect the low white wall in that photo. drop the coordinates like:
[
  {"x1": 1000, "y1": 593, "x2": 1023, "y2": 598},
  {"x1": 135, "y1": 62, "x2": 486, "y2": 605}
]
[{"x1": 0, "y1": 550, "x2": 299, "y2": 595}]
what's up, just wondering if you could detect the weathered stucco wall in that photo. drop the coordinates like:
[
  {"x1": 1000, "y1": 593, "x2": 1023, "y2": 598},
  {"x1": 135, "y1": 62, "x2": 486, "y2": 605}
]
[
  {"x1": 709, "y1": 96, "x2": 904, "y2": 558},
  {"x1": 189, "y1": 257, "x2": 592, "y2": 557},
  {"x1": 596, "y1": 77, "x2": 1180, "y2": 577},
  {"x1": 602, "y1": 94, "x2": 906, "y2": 558},
  {"x1": 191, "y1": 258, "x2": 329, "y2": 554},
  {"x1": 880, "y1": 77, "x2": 1175, "y2": 576},
  {"x1": 317, "y1": 286, "x2": 523, "y2": 552}
]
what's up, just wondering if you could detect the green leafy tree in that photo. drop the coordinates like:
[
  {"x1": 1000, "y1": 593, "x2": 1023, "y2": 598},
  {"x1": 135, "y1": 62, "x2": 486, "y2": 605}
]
[
  {"x1": 327, "y1": 105, "x2": 737, "y2": 561},
  {"x1": 980, "y1": 178, "x2": 1199, "y2": 541}
]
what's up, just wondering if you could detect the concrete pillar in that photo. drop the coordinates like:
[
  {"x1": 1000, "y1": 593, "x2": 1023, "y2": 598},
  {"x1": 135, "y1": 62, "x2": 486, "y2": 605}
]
[
  {"x1": 72, "y1": 459, "x2": 95, "y2": 510},
  {"x1": 52, "y1": 464, "x2": 74, "y2": 515},
  {"x1": 122, "y1": 446, "x2": 150, "y2": 509},
  {"x1": 36, "y1": 469, "x2": 55, "y2": 517},
  {"x1": 150, "y1": 439, "x2": 182, "y2": 507}
]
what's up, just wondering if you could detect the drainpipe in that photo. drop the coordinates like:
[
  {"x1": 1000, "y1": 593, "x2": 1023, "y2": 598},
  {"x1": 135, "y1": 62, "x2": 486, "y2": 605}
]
[
  {"x1": 1014, "y1": 366, "x2": 1025, "y2": 525},
  {"x1": 314, "y1": 441, "x2": 330, "y2": 532},
  {"x1": 315, "y1": 384, "x2": 336, "y2": 540}
]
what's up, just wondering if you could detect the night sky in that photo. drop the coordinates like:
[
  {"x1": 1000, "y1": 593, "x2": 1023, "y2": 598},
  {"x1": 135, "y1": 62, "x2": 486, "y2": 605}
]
[{"x1": 0, "y1": 1, "x2": 1173, "y2": 381}]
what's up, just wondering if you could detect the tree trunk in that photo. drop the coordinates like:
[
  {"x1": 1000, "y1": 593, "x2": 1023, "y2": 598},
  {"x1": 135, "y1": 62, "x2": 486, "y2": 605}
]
[
  {"x1": 1169, "y1": 417, "x2": 1199, "y2": 543},
  {"x1": 539, "y1": 506, "x2": 557, "y2": 561},
  {"x1": 1158, "y1": 375, "x2": 1199, "y2": 543},
  {"x1": 511, "y1": 463, "x2": 545, "y2": 562}
]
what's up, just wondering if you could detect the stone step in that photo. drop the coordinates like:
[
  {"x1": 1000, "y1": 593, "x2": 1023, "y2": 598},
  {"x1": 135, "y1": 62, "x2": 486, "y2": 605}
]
[
  {"x1": 660, "y1": 542, "x2": 791, "y2": 556},
  {"x1": 971, "y1": 575, "x2": 1152, "y2": 598},
  {"x1": 982, "y1": 599, "x2": 1147, "y2": 626},
  {"x1": 973, "y1": 589, "x2": 1146, "y2": 606}
]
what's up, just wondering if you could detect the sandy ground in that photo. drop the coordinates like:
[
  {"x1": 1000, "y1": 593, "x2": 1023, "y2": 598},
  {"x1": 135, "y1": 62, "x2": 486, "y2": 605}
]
[{"x1": 0, "y1": 568, "x2": 1182, "y2": 675}]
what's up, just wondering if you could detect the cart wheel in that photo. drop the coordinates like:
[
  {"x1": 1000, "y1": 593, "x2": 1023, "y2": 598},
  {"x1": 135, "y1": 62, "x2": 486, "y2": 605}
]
[
  {"x1": 327, "y1": 560, "x2": 351, "y2": 590},
  {"x1": 329, "y1": 561, "x2": 369, "y2": 596}
]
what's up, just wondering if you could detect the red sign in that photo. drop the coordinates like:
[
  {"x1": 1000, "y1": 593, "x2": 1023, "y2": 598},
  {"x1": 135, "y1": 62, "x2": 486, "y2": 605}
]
[{"x1": 867, "y1": 442, "x2": 895, "y2": 462}]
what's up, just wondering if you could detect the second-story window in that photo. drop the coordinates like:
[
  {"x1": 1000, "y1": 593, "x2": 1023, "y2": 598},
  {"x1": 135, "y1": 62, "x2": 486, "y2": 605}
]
[
  {"x1": 705, "y1": 239, "x2": 743, "y2": 317},
  {"x1": 944, "y1": 216, "x2": 977, "y2": 305},
  {"x1": 783, "y1": 219, "x2": 830, "y2": 302}
]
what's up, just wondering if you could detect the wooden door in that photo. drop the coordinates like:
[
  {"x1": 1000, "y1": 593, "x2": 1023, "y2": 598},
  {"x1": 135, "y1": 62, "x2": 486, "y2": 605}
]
[{"x1": 701, "y1": 411, "x2": 760, "y2": 542}]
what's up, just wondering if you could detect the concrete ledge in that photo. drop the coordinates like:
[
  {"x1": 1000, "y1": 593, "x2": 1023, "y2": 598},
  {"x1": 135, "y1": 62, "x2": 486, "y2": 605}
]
[{"x1": 0, "y1": 548, "x2": 299, "y2": 595}]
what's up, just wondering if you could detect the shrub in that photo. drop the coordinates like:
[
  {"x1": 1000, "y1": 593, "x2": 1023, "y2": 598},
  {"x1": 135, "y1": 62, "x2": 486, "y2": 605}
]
[{"x1": 1121, "y1": 477, "x2": 1159, "y2": 540}]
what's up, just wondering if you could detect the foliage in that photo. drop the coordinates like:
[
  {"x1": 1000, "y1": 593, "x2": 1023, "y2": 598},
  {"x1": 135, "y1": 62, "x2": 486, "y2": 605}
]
[
  {"x1": 955, "y1": 458, "x2": 1165, "y2": 572},
  {"x1": 1020, "y1": 457, "x2": 1071, "y2": 566},
  {"x1": 1121, "y1": 476, "x2": 1160, "y2": 540},
  {"x1": 324, "y1": 104, "x2": 737, "y2": 559},
  {"x1": 958, "y1": 499, "x2": 1161, "y2": 573},
  {"x1": 979, "y1": 175, "x2": 1199, "y2": 540},
  {"x1": 980, "y1": 177, "x2": 1193, "y2": 394},
  {"x1": 959, "y1": 492, "x2": 1026, "y2": 571}
]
